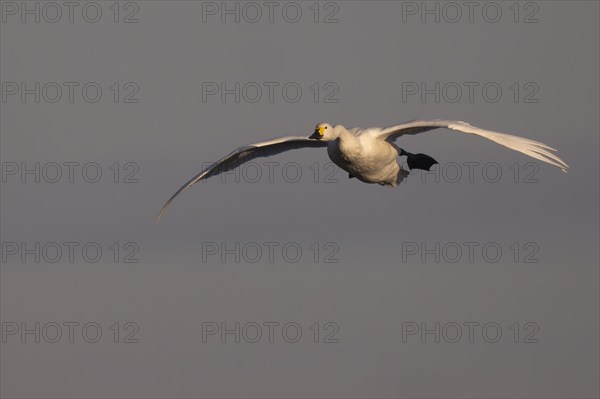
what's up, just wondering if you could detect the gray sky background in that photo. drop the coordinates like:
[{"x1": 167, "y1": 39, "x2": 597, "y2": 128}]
[{"x1": 1, "y1": 1, "x2": 599, "y2": 398}]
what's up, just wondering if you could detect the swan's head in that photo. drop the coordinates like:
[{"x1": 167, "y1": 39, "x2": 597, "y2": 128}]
[{"x1": 310, "y1": 122, "x2": 336, "y2": 141}]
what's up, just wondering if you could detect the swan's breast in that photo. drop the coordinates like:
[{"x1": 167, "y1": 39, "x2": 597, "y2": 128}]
[{"x1": 327, "y1": 138, "x2": 397, "y2": 180}]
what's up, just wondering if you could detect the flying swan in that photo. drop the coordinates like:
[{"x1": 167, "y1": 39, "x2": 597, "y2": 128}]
[{"x1": 156, "y1": 120, "x2": 568, "y2": 222}]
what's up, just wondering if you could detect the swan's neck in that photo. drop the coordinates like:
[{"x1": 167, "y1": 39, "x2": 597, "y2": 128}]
[
  {"x1": 334, "y1": 125, "x2": 351, "y2": 141},
  {"x1": 335, "y1": 126, "x2": 360, "y2": 153}
]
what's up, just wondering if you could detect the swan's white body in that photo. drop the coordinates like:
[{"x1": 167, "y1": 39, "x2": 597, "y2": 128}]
[
  {"x1": 157, "y1": 119, "x2": 568, "y2": 222},
  {"x1": 326, "y1": 127, "x2": 403, "y2": 186}
]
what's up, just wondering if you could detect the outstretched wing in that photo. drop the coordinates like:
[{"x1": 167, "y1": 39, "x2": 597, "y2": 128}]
[
  {"x1": 377, "y1": 119, "x2": 568, "y2": 173},
  {"x1": 156, "y1": 136, "x2": 326, "y2": 222}
]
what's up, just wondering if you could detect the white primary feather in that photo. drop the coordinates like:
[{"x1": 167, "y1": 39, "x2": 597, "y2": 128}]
[
  {"x1": 377, "y1": 119, "x2": 568, "y2": 172},
  {"x1": 156, "y1": 136, "x2": 326, "y2": 222}
]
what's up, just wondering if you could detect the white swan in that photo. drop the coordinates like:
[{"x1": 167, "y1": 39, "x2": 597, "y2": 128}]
[{"x1": 157, "y1": 119, "x2": 568, "y2": 222}]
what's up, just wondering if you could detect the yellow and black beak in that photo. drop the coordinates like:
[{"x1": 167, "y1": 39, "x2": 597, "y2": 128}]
[{"x1": 310, "y1": 127, "x2": 324, "y2": 140}]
